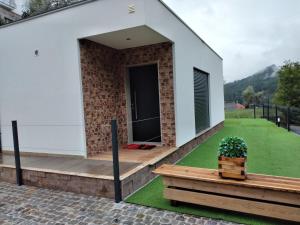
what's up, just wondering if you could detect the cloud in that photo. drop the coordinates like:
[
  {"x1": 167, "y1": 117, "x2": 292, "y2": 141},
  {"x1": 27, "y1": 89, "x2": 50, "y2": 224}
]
[{"x1": 163, "y1": 0, "x2": 300, "y2": 82}]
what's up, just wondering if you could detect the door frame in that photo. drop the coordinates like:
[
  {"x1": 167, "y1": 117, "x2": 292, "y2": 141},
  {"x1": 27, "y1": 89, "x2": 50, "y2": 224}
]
[{"x1": 125, "y1": 61, "x2": 162, "y2": 145}]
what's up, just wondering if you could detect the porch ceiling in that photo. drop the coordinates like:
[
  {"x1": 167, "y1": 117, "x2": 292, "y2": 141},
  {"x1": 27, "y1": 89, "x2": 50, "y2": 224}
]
[{"x1": 85, "y1": 26, "x2": 170, "y2": 49}]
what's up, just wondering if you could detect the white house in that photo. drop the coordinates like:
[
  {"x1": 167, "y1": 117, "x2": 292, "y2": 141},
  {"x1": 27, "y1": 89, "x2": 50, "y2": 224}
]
[{"x1": 0, "y1": 0, "x2": 224, "y2": 158}]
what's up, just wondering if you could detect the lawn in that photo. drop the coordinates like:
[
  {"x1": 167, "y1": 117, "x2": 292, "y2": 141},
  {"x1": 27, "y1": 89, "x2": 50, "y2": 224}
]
[
  {"x1": 126, "y1": 119, "x2": 300, "y2": 225},
  {"x1": 225, "y1": 108, "x2": 263, "y2": 119}
]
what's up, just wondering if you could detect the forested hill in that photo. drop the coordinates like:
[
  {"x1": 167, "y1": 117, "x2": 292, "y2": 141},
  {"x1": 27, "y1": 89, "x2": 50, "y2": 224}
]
[{"x1": 224, "y1": 65, "x2": 279, "y2": 102}]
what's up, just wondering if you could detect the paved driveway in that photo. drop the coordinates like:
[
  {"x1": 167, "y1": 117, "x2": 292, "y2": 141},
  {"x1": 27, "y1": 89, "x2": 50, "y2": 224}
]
[
  {"x1": 290, "y1": 125, "x2": 300, "y2": 135},
  {"x1": 0, "y1": 182, "x2": 238, "y2": 225}
]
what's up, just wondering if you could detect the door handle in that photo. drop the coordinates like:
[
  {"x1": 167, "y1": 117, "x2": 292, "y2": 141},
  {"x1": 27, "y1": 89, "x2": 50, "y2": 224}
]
[{"x1": 134, "y1": 91, "x2": 138, "y2": 120}]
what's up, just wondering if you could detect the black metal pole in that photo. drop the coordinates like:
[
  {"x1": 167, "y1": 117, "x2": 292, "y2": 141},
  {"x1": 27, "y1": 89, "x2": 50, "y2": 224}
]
[
  {"x1": 287, "y1": 107, "x2": 290, "y2": 132},
  {"x1": 267, "y1": 104, "x2": 270, "y2": 121},
  {"x1": 253, "y1": 104, "x2": 256, "y2": 119},
  {"x1": 275, "y1": 105, "x2": 278, "y2": 126},
  {"x1": 12, "y1": 120, "x2": 22, "y2": 186},
  {"x1": 0, "y1": 130, "x2": 2, "y2": 153},
  {"x1": 262, "y1": 104, "x2": 265, "y2": 118},
  {"x1": 111, "y1": 119, "x2": 122, "y2": 203}
]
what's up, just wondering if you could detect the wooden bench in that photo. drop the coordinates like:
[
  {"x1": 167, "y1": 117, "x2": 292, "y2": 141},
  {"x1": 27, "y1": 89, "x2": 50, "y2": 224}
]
[{"x1": 153, "y1": 164, "x2": 300, "y2": 222}]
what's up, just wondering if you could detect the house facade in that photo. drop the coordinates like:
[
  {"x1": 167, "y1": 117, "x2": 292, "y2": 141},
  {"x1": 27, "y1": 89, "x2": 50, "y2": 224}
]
[{"x1": 0, "y1": 0, "x2": 224, "y2": 158}]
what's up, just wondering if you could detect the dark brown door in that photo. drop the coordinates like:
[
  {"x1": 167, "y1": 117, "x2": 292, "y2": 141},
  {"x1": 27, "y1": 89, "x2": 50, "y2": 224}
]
[{"x1": 129, "y1": 64, "x2": 161, "y2": 142}]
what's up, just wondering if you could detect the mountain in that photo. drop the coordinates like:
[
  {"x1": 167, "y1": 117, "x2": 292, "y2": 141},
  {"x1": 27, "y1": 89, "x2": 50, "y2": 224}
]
[{"x1": 224, "y1": 65, "x2": 279, "y2": 103}]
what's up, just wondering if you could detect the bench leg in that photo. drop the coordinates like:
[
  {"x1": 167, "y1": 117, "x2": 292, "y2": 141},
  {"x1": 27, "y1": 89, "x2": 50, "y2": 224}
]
[{"x1": 170, "y1": 200, "x2": 179, "y2": 207}]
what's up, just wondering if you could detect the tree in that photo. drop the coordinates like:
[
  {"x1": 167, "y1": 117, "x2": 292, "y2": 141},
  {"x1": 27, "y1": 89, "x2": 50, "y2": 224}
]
[
  {"x1": 22, "y1": 0, "x2": 74, "y2": 18},
  {"x1": 242, "y1": 85, "x2": 255, "y2": 107},
  {"x1": 22, "y1": 0, "x2": 50, "y2": 18},
  {"x1": 274, "y1": 61, "x2": 300, "y2": 107},
  {"x1": 254, "y1": 91, "x2": 264, "y2": 105}
]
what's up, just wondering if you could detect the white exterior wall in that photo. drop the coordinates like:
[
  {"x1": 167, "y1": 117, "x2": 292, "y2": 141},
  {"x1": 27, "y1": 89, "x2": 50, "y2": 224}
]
[
  {"x1": 0, "y1": 0, "x2": 224, "y2": 155},
  {"x1": 0, "y1": 0, "x2": 146, "y2": 156},
  {"x1": 145, "y1": 0, "x2": 224, "y2": 147}
]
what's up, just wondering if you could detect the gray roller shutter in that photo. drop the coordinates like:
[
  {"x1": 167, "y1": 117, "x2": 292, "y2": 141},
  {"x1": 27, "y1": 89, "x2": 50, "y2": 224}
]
[{"x1": 194, "y1": 68, "x2": 210, "y2": 134}]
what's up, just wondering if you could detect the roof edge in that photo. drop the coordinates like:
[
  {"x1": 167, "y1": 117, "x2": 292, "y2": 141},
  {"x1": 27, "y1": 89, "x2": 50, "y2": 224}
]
[
  {"x1": 0, "y1": 0, "x2": 223, "y2": 60},
  {"x1": 0, "y1": 0, "x2": 99, "y2": 29},
  {"x1": 158, "y1": 0, "x2": 223, "y2": 60}
]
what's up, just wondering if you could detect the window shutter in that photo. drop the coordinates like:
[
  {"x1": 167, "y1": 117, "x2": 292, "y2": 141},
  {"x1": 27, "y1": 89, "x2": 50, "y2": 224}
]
[{"x1": 194, "y1": 68, "x2": 210, "y2": 134}]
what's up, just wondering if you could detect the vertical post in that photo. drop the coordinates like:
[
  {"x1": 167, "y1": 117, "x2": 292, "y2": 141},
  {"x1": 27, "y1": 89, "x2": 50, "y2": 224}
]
[
  {"x1": 111, "y1": 119, "x2": 122, "y2": 203},
  {"x1": 287, "y1": 107, "x2": 290, "y2": 132},
  {"x1": 267, "y1": 104, "x2": 270, "y2": 121},
  {"x1": 275, "y1": 105, "x2": 278, "y2": 126},
  {"x1": 12, "y1": 120, "x2": 22, "y2": 186},
  {"x1": 262, "y1": 104, "x2": 265, "y2": 118},
  {"x1": 253, "y1": 104, "x2": 256, "y2": 119}
]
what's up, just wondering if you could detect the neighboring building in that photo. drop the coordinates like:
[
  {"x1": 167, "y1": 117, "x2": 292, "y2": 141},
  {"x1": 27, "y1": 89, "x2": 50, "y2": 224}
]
[
  {"x1": 0, "y1": 0, "x2": 20, "y2": 23},
  {"x1": 0, "y1": 0, "x2": 224, "y2": 157},
  {"x1": 225, "y1": 102, "x2": 245, "y2": 111}
]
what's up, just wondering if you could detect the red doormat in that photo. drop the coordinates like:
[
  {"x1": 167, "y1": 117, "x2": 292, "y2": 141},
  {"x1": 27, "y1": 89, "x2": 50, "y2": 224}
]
[{"x1": 124, "y1": 144, "x2": 156, "y2": 150}]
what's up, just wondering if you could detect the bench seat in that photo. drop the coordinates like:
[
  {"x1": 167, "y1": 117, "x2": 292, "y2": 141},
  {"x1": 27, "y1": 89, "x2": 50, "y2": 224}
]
[{"x1": 153, "y1": 164, "x2": 300, "y2": 222}]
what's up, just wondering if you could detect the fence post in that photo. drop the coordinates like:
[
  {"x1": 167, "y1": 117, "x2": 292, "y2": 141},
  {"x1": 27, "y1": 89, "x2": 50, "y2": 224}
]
[
  {"x1": 275, "y1": 105, "x2": 279, "y2": 127},
  {"x1": 267, "y1": 104, "x2": 270, "y2": 121},
  {"x1": 253, "y1": 104, "x2": 256, "y2": 119},
  {"x1": 111, "y1": 119, "x2": 122, "y2": 203},
  {"x1": 12, "y1": 120, "x2": 22, "y2": 186},
  {"x1": 286, "y1": 107, "x2": 290, "y2": 132},
  {"x1": 262, "y1": 104, "x2": 265, "y2": 118}
]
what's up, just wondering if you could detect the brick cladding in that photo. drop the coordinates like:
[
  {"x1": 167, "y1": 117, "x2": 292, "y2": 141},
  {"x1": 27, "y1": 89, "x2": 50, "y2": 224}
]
[{"x1": 80, "y1": 40, "x2": 176, "y2": 156}]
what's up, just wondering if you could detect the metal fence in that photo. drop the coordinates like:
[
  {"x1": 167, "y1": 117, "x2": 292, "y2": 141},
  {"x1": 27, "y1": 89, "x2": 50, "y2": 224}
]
[{"x1": 252, "y1": 104, "x2": 300, "y2": 133}]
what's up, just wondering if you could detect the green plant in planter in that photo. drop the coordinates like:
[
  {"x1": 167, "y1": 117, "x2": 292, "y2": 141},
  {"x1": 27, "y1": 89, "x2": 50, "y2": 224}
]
[{"x1": 218, "y1": 136, "x2": 248, "y2": 158}]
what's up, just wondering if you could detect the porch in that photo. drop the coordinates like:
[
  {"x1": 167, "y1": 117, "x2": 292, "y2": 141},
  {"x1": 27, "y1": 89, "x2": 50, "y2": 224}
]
[
  {"x1": 79, "y1": 25, "x2": 176, "y2": 157},
  {"x1": 0, "y1": 120, "x2": 223, "y2": 199},
  {"x1": 0, "y1": 145, "x2": 178, "y2": 198}
]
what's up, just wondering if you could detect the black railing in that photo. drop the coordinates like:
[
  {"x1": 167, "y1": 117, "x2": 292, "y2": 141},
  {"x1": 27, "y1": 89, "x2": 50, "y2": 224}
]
[
  {"x1": 111, "y1": 119, "x2": 122, "y2": 203},
  {"x1": 251, "y1": 104, "x2": 300, "y2": 133},
  {"x1": 12, "y1": 120, "x2": 23, "y2": 186}
]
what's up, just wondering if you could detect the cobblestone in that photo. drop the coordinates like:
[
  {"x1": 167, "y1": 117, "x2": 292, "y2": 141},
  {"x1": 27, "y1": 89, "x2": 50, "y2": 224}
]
[{"x1": 0, "y1": 182, "x2": 241, "y2": 225}]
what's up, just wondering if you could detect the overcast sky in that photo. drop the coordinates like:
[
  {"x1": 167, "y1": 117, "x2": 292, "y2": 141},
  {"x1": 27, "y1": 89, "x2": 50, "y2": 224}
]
[
  {"x1": 15, "y1": 0, "x2": 300, "y2": 82},
  {"x1": 163, "y1": 0, "x2": 300, "y2": 82}
]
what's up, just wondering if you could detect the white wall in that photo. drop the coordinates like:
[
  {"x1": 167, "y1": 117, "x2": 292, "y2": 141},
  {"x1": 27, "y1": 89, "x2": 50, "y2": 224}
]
[
  {"x1": 0, "y1": 0, "x2": 224, "y2": 155},
  {"x1": 145, "y1": 0, "x2": 225, "y2": 147},
  {"x1": 0, "y1": 0, "x2": 146, "y2": 156}
]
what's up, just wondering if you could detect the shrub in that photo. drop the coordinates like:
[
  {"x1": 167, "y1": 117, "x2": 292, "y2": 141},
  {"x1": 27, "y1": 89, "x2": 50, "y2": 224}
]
[{"x1": 218, "y1": 136, "x2": 248, "y2": 158}]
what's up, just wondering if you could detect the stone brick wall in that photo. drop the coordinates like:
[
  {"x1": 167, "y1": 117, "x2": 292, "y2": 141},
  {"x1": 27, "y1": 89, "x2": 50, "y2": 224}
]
[
  {"x1": 80, "y1": 40, "x2": 176, "y2": 156},
  {"x1": 80, "y1": 40, "x2": 123, "y2": 155},
  {"x1": 0, "y1": 167, "x2": 115, "y2": 198}
]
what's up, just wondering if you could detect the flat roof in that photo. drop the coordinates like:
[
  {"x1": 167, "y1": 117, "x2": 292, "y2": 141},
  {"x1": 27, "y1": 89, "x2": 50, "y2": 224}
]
[{"x1": 0, "y1": 0, "x2": 222, "y2": 60}]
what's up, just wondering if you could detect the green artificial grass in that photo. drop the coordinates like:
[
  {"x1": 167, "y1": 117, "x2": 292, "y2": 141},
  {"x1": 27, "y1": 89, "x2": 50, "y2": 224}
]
[{"x1": 126, "y1": 119, "x2": 300, "y2": 225}]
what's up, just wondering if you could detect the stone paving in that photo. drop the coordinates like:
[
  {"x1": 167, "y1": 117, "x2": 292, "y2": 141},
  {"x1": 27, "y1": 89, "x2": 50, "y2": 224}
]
[{"x1": 0, "y1": 182, "x2": 240, "y2": 225}]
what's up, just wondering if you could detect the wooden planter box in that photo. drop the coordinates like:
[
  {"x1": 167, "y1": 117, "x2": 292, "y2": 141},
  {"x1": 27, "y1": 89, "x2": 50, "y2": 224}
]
[{"x1": 218, "y1": 156, "x2": 246, "y2": 180}]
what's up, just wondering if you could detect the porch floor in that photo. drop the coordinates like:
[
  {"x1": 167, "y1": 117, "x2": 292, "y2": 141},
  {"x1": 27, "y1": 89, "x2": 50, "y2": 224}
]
[
  {"x1": 0, "y1": 152, "x2": 139, "y2": 178},
  {"x1": 0, "y1": 146, "x2": 177, "y2": 179},
  {"x1": 89, "y1": 146, "x2": 178, "y2": 165}
]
